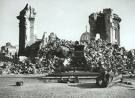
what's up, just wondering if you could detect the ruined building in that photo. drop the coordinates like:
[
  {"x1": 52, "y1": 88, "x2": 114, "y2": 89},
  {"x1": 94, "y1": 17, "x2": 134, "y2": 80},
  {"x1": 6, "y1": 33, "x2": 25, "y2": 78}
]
[
  {"x1": 17, "y1": 5, "x2": 121, "y2": 56},
  {"x1": 1, "y1": 42, "x2": 18, "y2": 58},
  {"x1": 17, "y1": 4, "x2": 57, "y2": 57},
  {"x1": 17, "y1": 4, "x2": 36, "y2": 56},
  {"x1": 89, "y1": 8, "x2": 121, "y2": 45}
]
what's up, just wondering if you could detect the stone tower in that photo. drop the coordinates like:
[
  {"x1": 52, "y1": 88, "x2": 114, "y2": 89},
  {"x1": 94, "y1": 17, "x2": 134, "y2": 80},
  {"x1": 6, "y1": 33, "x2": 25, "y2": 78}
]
[
  {"x1": 89, "y1": 8, "x2": 121, "y2": 45},
  {"x1": 17, "y1": 4, "x2": 36, "y2": 56}
]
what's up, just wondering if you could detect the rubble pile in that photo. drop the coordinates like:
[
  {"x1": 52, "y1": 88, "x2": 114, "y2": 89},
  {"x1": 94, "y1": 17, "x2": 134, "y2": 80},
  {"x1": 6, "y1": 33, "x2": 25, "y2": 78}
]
[
  {"x1": 85, "y1": 39, "x2": 135, "y2": 73},
  {"x1": 0, "y1": 38, "x2": 135, "y2": 74},
  {"x1": 37, "y1": 39, "x2": 74, "y2": 73}
]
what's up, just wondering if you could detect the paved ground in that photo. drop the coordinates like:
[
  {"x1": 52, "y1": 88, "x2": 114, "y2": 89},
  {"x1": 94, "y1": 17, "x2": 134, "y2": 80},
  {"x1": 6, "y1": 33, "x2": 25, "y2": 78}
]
[{"x1": 0, "y1": 77, "x2": 135, "y2": 98}]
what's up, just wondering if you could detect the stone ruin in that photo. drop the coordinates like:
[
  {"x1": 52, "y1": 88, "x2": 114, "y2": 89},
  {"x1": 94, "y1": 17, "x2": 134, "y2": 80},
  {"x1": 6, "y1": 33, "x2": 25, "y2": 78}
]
[{"x1": 89, "y1": 8, "x2": 121, "y2": 45}]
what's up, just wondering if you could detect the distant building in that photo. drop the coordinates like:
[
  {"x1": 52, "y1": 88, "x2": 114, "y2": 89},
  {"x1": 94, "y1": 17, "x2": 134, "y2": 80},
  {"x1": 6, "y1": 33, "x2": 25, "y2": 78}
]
[
  {"x1": 17, "y1": 4, "x2": 36, "y2": 56},
  {"x1": 89, "y1": 8, "x2": 121, "y2": 45},
  {"x1": 1, "y1": 42, "x2": 18, "y2": 58},
  {"x1": 80, "y1": 26, "x2": 90, "y2": 45}
]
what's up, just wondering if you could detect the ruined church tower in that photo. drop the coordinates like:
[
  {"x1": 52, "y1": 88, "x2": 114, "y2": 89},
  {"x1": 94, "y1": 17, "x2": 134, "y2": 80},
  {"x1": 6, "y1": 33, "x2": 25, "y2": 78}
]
[
  {"x1": 89, "y1": 8, "x2": 121, "y2": 45},
  {"x1": 17, "y1": 4, "x2": 36, "y2": 56}
]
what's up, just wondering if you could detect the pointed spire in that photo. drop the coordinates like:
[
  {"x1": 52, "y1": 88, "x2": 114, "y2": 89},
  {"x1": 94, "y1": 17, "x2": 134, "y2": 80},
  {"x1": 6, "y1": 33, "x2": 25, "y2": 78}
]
[{"x1": 24, "y1": 3, "x2": 29, "y2": 10}]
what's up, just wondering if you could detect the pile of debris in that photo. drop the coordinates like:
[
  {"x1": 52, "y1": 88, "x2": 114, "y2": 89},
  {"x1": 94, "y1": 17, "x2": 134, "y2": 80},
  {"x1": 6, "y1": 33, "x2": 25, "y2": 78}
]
[
  {"x1": 85, "y1": 39, "x2": 135, "y2": 73},
  {"x1": 0, "y1": 38, "x2": 135, "y2": 75}
]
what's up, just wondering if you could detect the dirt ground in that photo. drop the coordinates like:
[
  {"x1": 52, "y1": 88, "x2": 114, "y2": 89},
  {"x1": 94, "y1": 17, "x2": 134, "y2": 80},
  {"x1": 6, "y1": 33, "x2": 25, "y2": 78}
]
[{"x1": 0, "y1": 77, "x2": 135, "y2": 98}]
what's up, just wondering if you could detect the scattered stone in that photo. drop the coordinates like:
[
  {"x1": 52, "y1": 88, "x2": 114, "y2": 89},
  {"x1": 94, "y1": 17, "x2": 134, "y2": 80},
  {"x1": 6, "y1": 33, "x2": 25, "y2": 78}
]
[{"x1": 16, "y1": 81, "x2": 23, "y2": 86}]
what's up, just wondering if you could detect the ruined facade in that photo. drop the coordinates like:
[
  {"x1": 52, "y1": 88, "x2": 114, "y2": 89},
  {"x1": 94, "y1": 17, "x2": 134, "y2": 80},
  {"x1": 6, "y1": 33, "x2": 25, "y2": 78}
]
[
  {"x1": 17, "y1": 4, "x2": 36, "y2": 56},
  {"x1": 89, "y1": 8, "x2": 121, "y2": 45}
]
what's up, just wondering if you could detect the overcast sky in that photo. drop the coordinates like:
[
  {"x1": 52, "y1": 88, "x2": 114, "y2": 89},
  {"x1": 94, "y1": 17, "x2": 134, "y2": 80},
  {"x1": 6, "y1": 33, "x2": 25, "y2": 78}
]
[{"x1": 0, "y1": 0, "x2": 135, "y2": 50}]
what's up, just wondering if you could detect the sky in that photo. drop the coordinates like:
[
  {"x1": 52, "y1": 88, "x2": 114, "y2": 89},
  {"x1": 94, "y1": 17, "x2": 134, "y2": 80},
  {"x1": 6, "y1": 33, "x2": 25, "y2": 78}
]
[{"x1": 0, "y1": 0, "x2": 135, "y2": 50}]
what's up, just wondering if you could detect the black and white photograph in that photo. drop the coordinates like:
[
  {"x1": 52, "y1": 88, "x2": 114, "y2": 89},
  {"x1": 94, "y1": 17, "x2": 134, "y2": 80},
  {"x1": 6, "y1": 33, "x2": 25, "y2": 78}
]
[{"x1": 0, "y1": 0, "x2": 135, "y2": 98}]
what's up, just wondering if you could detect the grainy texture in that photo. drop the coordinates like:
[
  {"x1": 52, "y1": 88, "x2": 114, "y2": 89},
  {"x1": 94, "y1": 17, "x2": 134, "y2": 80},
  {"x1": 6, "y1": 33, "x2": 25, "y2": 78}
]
[{"x1": 0, "y1": 77, "x2": 135, "y2": 98}]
